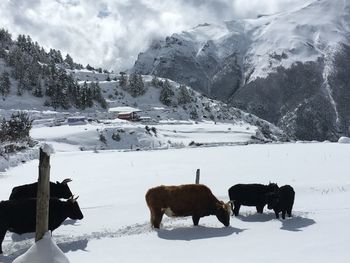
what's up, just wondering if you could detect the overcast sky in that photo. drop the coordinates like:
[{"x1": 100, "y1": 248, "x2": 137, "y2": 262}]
[{"x1": 0, "y1": 0, "x2": 308, "y2": 71}]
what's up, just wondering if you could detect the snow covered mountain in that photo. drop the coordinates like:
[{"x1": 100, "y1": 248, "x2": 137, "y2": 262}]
[{"x1": 132, "y1": 0, "x2": 350, "y2": 141}]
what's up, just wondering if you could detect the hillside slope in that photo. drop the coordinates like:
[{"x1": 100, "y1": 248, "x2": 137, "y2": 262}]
[
  {"x1": 0, "y1": 28, "x2": 288, "y2": 146},
  {"x1": 1, "y1": 67, "x2": 288, "y2": 172},
  {"x1": 132, "y1": 0, "x2": 350, "y2": 141}
]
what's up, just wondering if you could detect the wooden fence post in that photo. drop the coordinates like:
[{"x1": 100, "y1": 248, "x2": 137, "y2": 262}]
[
  {"x1": 35, "y1": 147, "x2": 51, "y2": 242},
  {"x1": 195, "y1": 169, "x2": 200, "y2": 184}
]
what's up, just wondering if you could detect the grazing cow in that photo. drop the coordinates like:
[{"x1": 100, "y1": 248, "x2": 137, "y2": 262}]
[
  {"x1": 9, "y1": 178, "x2": 73, "y2": 200},
  {"x1": 145, "y1": 184, "x2": 231, "y2": 228},
  {"x1": 266, "y1": 185, "x2": 295, "y2": 219},
  {"x1": 0, "y1": 196, "x2": 83, "y2": 254},
  {"x1": 228, "y1": 183, "x2": 279, "y2": 216}
]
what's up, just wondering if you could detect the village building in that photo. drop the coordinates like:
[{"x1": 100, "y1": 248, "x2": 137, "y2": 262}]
[{"x1": 108, "y1": 106, "x2": 142, "y2": 121}]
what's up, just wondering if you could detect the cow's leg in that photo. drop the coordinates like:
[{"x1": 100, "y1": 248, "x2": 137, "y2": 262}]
[
  {"x1": 287, "y1": 206, "x2": 292, "y2": 217},
  {"x1": 256, "y1": 204, "x2": 264, "y2": 214},
  {"x1": 233, "y1": 201, "x2": 241, "y2": 216},
  {"x1": 0, "y1": 228, "x2": 7, "y2": 254},
  {"x1": 274, "y1": 210, "x2": 279, "y2": 219},
  {"x1": 281, "y1": 210, "x2": 286, "y2": 219},
  {"x1": 149, "y1": 209, "x2": 155, "y2": 226},
  {"x1": 192, "y1": 215, "x2": 200, "y2": 226},
  {"x1": 152, "y1": 209, "x2": 164, "y2": 229}
]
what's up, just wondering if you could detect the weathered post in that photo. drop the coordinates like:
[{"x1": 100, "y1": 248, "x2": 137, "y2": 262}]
[
  {"x1": 195, "y1": 169, "x2": 200, "y2": 184},
  {"x1": 35, "y1": 147, "x2": 51, "y2": 242}
]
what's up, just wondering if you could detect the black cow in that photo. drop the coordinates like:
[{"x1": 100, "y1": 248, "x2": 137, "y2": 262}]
[
  {"x1": 0, "y1": 196, "x2": 83, "y2": 254},
  {"x1": 9, "y1": 178, "x2": 73, "y2": 200},
  {"x1": 266, "y1": 185, "x2": 295, "y2": 219},
  {"x1": 228, "y1": 183, "x2": 279, "y2": 216}
]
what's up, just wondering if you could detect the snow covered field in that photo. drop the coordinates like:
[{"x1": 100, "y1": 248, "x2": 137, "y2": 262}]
[
  {"x1": 30, "y1": 120, "x2": 257, "y2": 152},
  {"x1": 0, "y1": 142, "x2": 349, "y2": 262}
]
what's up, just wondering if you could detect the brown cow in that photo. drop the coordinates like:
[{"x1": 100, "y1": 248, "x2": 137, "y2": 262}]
[{"x1": 145, "y1": 184, "x2": 231, "y2": 228}]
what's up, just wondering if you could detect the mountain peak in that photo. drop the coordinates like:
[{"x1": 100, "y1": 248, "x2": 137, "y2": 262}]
[{"x1": 132, "y1": 0, "x2": 350, "y2": 141}]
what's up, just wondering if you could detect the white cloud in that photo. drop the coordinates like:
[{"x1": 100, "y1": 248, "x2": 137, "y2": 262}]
[{"x1": 0, "y1": 0, "x2": 308, "y2": 71}]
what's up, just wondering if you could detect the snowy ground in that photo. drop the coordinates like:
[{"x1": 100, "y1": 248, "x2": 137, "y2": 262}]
[
  {"x1": 0, "y1": 142, "x2": 349, "y2": 262},
  {"x1": 29, "y1": 120, "x2": 257, "y2": 152}
]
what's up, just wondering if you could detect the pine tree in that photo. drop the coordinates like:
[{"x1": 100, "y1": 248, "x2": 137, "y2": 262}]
[
  {"x1": 27, "y1": 61, "x2": 41, "y2": 87},
  {"x1": 136, "y1": 74, "x2": 146, "y2": 95},
  {"x1": 159, "y1": 79, "x2": 174, "y2": 106},
  {"x1": 189, "y1": 107, "x2": 199, "y2": 119},
  {"x1": 48, "y1": 49, "x2": 63, "y2": 64},
  {"x1": 119, "y1": 72, "x2": 128, "y2": 89},
  {"x1": 0, "y1": 28, "x2": 12, "y2": 55},
  {"x1": 0, "y1": 71, "x2": 11, "y2": 96},
  {"x1": 1, "y1": 112, "x2": 33, "y2": 141},
  {"x1": 177, "y1": 84, "x2": 192, "y2": 104},
  {"x1": 78, "y1": 81, "x2": 89, "y2": 109},
  {"x1": 151, "y1": 75, "x2": 163, "y2": 88},
  {"x1": 45, "y1": 66, "x2": 71, "y2": 109},
  {"x1": 16, "y1": 35, "x2": 27, "y2": 52},
  {"x1": 86, "y1": 64, "x2": 94, "y2": 71},
  {"x1": 90, "y1": 82, "x2": 107, "y2": 108},
  {"x1": 17, "y1": 77, "x2": 24, "y2": 96},
  {"x1": 32, "y1": 76, "x2": 43, "y2": 97},
  {"x1": 128, "y1": 73, "x2": 146, "y2": 97},
  {"x1": 44, "y1": 67, "x2": 55, "y2": 97},
  {"x1": 64, "y1": 54, "x2": 74, "y2": 69}
]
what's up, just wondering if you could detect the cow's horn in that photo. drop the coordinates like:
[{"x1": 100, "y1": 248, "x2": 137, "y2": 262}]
[
  {"x1": 62, "y1": 178, "x2": 72, "y2": 184},
  {"x1": 69, "y1": 195, "x2": 79, "y2": 202}
]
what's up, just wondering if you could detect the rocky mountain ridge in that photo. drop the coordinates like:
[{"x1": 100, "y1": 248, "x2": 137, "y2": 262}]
[{"x1": 132, "y1": 0, "x2": 350, "y2": 141}]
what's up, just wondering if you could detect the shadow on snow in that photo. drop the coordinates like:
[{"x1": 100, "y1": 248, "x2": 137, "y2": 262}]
[
  {"x1": 157, "y1": 225, "x2": 245, "y2": 241},
  {"x1": 280, "y1": 216, "x2": 316, "y2": 232},
  {"x1": 235, "y1": 212, "x2": 276, "y2": 222},
  {"x1": 235, "y1": 212, "x2": 316, "y2": 232}
]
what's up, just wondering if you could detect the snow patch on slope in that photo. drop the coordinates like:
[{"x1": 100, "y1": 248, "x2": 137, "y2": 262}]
[{"x1": 245, "y1": 0, "x2": 350, "y2": 81}]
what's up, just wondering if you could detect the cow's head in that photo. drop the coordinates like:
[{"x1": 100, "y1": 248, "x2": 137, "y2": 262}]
[
  {"x1": 67, "y1": 195, "x2": 84, "y2": 220},
  {"x1": 267, "y1": 182, "x2": 279, "y2": 193},
  {"x1": 265, "y1": 192, "x2": 279, "y2": 210},
  {"x1": 55, "y1": 178, "x2": 73, "y2": 199},
  {"x1": 215, "y1": 201, "x2": 231, "y2": 227}
]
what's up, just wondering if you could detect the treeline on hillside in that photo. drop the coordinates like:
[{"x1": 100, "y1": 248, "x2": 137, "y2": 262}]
[
  {"x1": 152, "y1": 76, "x2": 198, "y2": 120},
  {"x1": 0, "y1": 28, "x2": 106, "y2": 109},
  {"x1": 118, "y1": 73, "x2": 194, "y2": 106}
]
